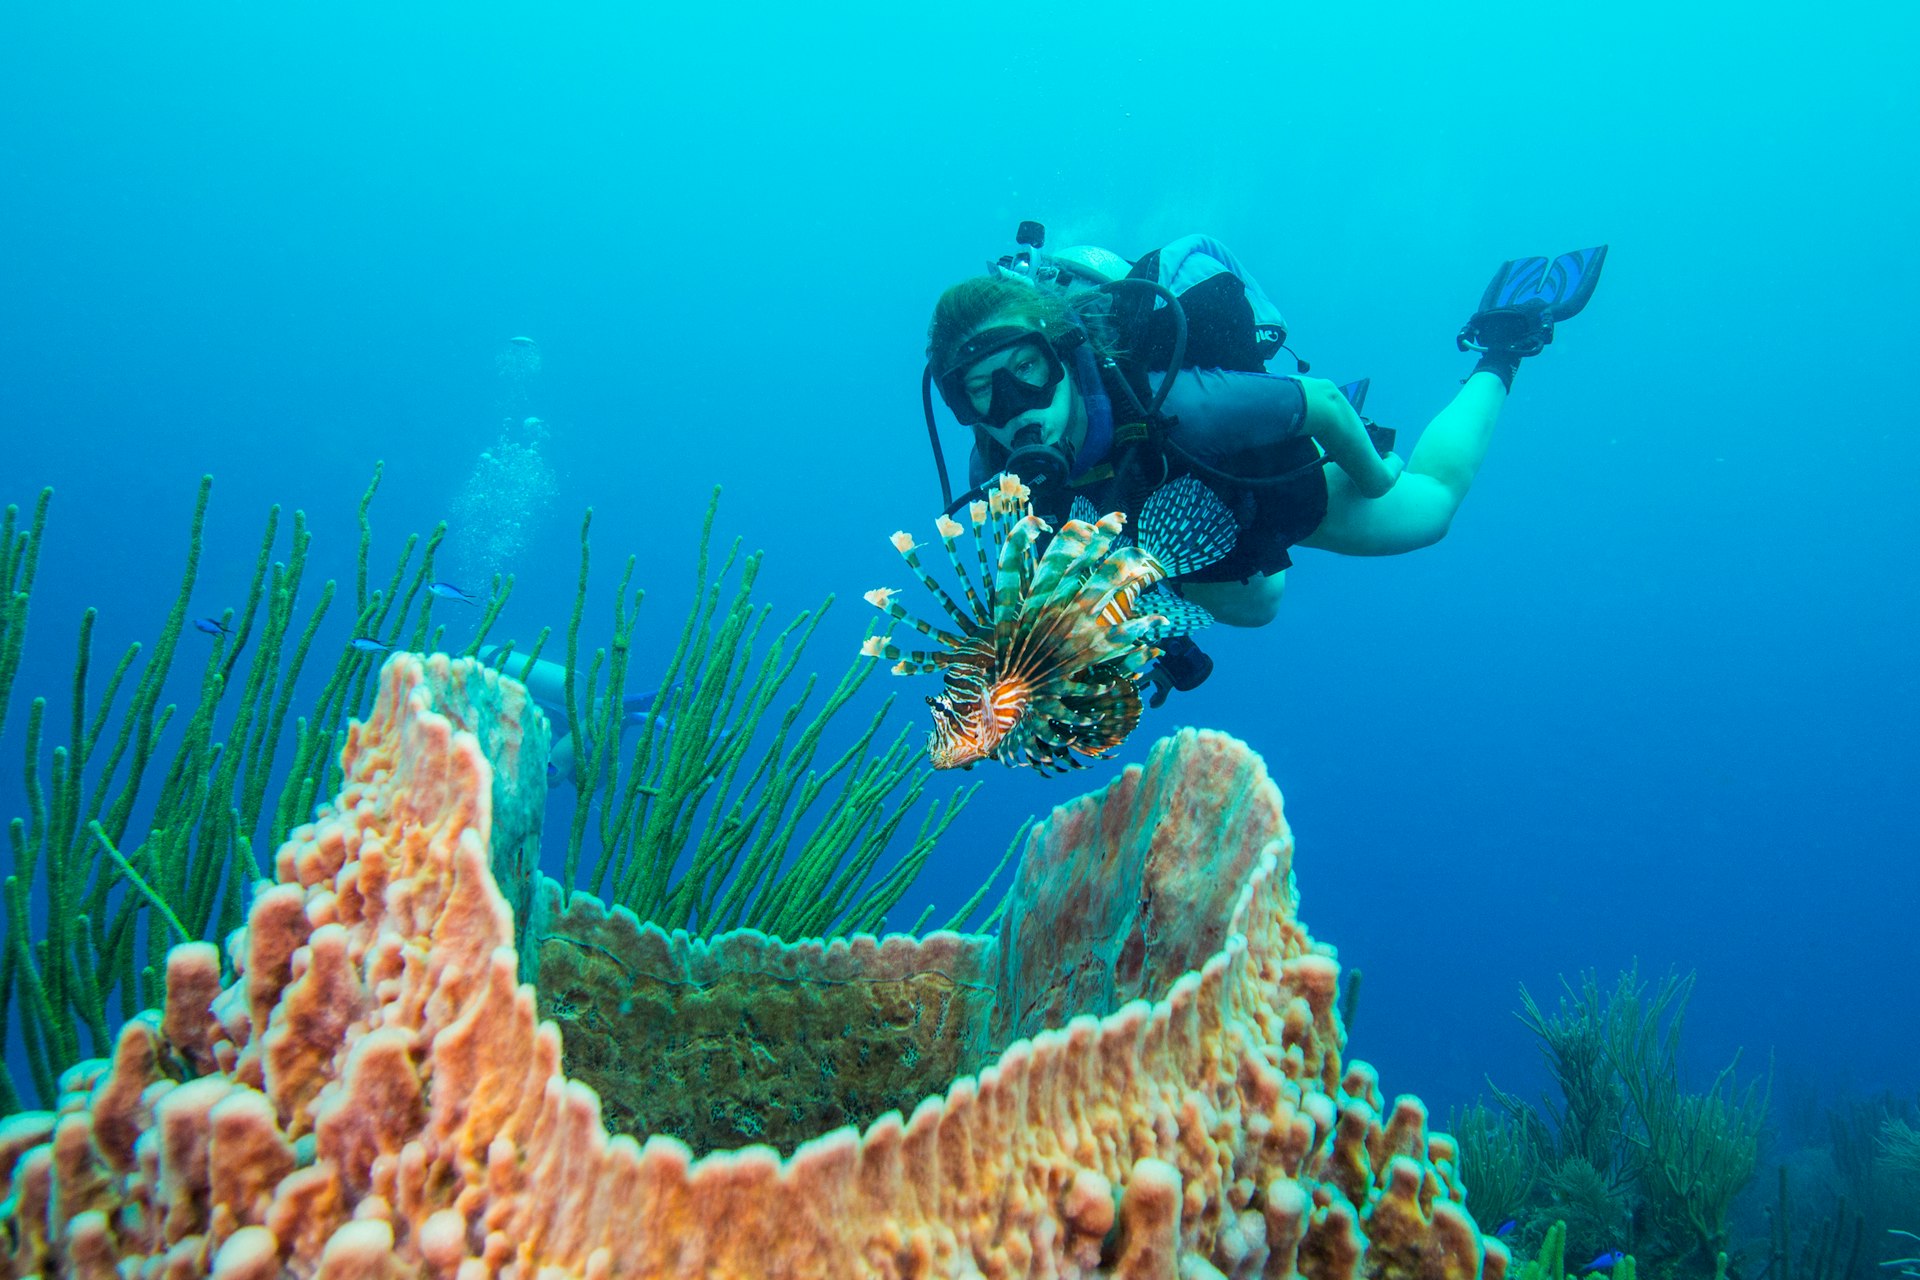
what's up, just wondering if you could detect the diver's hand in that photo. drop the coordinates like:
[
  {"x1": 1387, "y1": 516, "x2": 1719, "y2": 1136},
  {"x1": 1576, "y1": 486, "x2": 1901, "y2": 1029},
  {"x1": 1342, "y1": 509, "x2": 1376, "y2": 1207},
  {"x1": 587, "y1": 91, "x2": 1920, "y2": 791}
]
[
  {"x1": 1147, "y1": 667, "x2": 1176, "y2": 709},
  {"x1": 1300, "y1": 377, "x2": 1396, "y2": 499}
]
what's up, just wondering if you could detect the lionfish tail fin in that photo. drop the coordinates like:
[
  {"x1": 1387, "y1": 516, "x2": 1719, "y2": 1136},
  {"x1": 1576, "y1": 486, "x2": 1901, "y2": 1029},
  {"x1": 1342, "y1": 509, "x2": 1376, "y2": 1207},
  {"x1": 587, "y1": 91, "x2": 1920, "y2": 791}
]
[{"x1": 1136, "y1": 476, "x2": 1237, "y2": 577}]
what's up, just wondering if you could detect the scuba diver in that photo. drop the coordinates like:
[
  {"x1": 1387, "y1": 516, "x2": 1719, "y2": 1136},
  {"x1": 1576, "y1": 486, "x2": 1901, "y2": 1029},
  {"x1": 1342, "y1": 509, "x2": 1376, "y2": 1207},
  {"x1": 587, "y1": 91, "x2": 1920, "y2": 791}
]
[
  {"x1": 476, "y1": 646, "x2": 667, "y2": 787},
  {"x1": 920, "y1": 224, "x2": 1607, "y2": 704}
]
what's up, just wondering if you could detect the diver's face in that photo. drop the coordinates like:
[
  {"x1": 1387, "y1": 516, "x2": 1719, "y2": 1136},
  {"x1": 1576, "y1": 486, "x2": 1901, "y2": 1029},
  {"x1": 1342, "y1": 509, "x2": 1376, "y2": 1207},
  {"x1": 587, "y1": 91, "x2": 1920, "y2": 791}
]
[{"x1": 962, "y1": 340, "x2": 1079, "y2": 451}]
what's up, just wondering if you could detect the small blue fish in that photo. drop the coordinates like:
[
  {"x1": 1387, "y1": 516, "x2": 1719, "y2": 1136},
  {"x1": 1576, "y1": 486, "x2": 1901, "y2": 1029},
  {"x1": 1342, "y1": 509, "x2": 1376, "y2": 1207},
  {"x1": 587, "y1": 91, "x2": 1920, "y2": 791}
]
[
  {"x1": 429, "y1": 581, "x2": 479, "y2": 606},
  {"x1": 193, "y1": 616, "x2": 233, "y2": 638},
  {"x1": 1495, "y1": 1220, "x2": 1516, "y2": 1240},
  {"x1": 350, "y1": 637, "x2": 392, "y2": 653},
  {"x1": 1585, "y1": 1251, "x2": 1625, "y2": 1271}
]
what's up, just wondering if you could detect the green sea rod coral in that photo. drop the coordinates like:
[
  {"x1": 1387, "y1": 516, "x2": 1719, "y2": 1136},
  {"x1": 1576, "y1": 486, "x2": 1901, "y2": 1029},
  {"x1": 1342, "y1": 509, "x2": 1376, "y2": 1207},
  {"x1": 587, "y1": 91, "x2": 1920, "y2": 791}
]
[
  {"x1": 0, "y1": 474, "x2": 973, "y2": 1117},
  {"x1": 1608, "y1": 971, "x2": 1769, "y2": 1269},
  {"x1": 527, "y1": 487, "x2": 982, "y2": 944},
  {"x1": 1476, "y1": 969, "x2": 1766, "y2": 1280},
  {"x1": 1452, "y1": 1100, "x2": 1537, "y2": 1231},
  {"x1": 0, "y1": 470, "x2": 501, "y2": 1111}
]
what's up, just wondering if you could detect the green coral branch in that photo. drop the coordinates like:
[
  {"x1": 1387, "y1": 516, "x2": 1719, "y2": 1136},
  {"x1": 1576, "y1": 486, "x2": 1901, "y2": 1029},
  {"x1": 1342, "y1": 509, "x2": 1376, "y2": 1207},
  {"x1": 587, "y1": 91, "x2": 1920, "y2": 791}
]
[
  {"x1": 0, "y1": 490, "x2": 54, "y2": 743},
  {"x1": 2, "y1": 470, "x2": 967, "y2": 1119},
  {"x1": 0, "y1": 469, "x2": 499, "y2": 1110},
  {"x1": 1485, "y1": 969, "x2": 1768, "y2": 1279},
  {"x1": 1498, "y1": 971, "x2": 1632, "y2": 1178},
  {"x1": 89, "y1": 823, "x2": 189, "y2": 946},
  {"x1": 1451, "y1": 1100, "x2": 1537, "y2": 1231},
  {"x1": 1884, "y1": 1230, "x2": 1919, "y2": 1279},
  {"x1": 1606, "y1": 969, "x2": 1769, "y2": 1266},
  {"x1": 1880, "y1": 1118, "x2": 1920, "y2": 1183},
  {"x1": 554, "y1": 486, "x2": 975, "y2": 942}
]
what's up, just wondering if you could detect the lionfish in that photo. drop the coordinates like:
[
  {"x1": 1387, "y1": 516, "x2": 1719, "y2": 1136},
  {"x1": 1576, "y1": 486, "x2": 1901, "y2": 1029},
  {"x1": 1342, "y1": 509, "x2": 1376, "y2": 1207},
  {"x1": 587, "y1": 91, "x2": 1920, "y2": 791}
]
[{"x1": 860, "y1": 473, "x2": 1235, "y2": 774}]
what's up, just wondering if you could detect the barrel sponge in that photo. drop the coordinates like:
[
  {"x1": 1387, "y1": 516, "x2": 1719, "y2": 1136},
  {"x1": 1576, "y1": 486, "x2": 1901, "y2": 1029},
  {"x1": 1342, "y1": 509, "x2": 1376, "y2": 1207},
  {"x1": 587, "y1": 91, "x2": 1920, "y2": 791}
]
[{"x1": 0, "y1": 654, "x2": 1499, "y2": 1280}]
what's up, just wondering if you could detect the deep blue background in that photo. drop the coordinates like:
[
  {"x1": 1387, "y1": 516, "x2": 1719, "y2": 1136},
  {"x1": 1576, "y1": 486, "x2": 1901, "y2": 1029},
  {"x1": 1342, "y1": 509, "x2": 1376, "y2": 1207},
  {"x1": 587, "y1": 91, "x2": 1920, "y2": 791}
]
[{"x1": 3, "y1": 2, "x2": 1914, "y2": 1124}]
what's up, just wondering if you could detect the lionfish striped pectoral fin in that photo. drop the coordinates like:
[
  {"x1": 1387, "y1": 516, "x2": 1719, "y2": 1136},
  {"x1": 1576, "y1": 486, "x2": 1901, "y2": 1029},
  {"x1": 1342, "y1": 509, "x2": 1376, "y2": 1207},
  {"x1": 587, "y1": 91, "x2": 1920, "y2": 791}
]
[
  {"x1": 1018, "y1": 669, "x2": 1144, "y2": 774},
  {"x1": 1136, "y1": 475, "x2": 1238, "y2": 577},
  {"x1": 1069, "y1": 495, "x2": 1104, "y2": 527},
  {"x1": 987, "y1": 512, "x2": 1052, "y2": 659}
]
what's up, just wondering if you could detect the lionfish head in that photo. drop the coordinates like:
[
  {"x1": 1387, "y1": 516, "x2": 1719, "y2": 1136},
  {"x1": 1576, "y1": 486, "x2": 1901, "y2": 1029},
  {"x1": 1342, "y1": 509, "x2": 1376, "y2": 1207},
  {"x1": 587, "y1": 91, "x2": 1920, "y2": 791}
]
[
  {"x1": 925, "y1": 669, "x2": 1032, "y2": 770},
  {"x1": 862, "y1": 469, "x2": 1227, "y2": 775}
]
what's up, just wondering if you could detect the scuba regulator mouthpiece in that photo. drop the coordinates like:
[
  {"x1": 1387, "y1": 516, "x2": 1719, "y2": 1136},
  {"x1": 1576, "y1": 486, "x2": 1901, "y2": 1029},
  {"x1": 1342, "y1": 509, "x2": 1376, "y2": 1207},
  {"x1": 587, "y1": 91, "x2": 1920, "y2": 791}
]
[{"x1": 1003, "y1": 429, "x2": 1074, "y2": 520}]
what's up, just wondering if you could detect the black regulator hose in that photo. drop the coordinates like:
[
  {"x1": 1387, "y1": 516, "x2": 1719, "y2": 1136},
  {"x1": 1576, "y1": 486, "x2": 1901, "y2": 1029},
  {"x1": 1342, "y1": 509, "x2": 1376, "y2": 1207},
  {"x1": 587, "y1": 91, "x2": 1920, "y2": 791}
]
[
  {"x1": 922, "y1": 364, "x2": 956, "y2": 512},
  {"x1": 1092, "y1": 277, "x2": 1187, "y2": 418},
  {"x1": 1098, "y1": 277, "x2": 1335, "y2": 491},
  {"x1": 1160, "y1": 434, "x2": 1331, "y2": 490}
]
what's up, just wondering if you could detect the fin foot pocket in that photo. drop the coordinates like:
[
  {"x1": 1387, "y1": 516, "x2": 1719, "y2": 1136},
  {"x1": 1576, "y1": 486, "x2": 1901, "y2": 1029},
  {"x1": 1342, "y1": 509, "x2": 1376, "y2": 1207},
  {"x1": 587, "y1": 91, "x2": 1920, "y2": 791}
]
[{"x1": 1457, "y1": 245, "x2": 1608, "y2": 357}]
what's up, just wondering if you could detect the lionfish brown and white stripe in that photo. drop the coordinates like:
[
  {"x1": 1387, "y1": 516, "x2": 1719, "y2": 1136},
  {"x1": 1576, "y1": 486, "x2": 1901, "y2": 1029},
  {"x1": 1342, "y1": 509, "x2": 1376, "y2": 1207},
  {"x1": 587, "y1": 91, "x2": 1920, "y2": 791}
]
[{"x1": 860, "y1": 473, "x2": 1235, "y2": 774}]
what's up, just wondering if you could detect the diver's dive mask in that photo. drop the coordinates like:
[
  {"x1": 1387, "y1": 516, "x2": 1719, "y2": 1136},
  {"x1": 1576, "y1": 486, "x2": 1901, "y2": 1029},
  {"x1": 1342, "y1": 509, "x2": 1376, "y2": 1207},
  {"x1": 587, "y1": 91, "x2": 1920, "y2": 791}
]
[{"x1": 934, "y1": 325, "x2": 1071, "y2": 429}]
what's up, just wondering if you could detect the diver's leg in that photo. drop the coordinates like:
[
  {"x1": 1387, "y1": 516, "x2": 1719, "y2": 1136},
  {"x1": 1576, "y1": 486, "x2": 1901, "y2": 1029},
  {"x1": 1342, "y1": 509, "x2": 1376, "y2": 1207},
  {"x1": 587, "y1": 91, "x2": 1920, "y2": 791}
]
[
  {"x1": 1401, "y1": 367, "x2": 1507, "y2": 504},
  {"x1": 1305, "y1": 246, "x2": 1608, "y2": 556},
  {"x1": 1177, "y1": 572, "x2": 1286, "y2": 627},
  {"x1": 1299, "y1": 371, "x2": 1505, "y2": 555}
]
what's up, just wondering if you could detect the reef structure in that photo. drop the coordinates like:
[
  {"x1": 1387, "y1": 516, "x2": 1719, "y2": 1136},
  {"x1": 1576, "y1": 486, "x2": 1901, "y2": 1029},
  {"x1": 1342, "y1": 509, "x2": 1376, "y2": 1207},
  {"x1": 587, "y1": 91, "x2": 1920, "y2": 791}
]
[{"x1": 0, "y1": 653, "x2": 1503, "y2": 1280}]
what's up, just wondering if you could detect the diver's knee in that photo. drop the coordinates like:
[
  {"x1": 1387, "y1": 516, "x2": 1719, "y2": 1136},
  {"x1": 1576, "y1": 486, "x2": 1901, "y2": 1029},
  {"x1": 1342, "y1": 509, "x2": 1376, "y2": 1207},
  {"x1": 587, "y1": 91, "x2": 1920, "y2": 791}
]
[
  {"x1": 1178, "y1": 573, "x2": 1285, "y2": 628},
  {"x1": 1412, "y1": 513, "x2": 1452, "y2": 550},
  {"x1": 1225, "y1": 595, "x2": 1283, "y2": 627}
]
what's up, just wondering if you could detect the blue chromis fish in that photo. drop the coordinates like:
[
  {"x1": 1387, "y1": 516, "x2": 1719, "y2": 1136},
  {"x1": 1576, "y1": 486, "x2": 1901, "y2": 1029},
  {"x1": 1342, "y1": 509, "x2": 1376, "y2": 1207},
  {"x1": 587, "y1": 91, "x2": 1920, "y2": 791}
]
[
  {"x1": 1585, "y1": 1252, "x2": 1625, "y2": 1271},
  {"x1": 350, "y1": 637, "x2": 392, "y2": 653},
  {"x1": 1495, "y1": 1220, "x2": 1516, "y2": 1240},
  {"x1": 193, "y1": 616, "x2": 233, "y2": 637},
  {"x1": 429, "y1": 581, "x2": 479, "y2": 606}
]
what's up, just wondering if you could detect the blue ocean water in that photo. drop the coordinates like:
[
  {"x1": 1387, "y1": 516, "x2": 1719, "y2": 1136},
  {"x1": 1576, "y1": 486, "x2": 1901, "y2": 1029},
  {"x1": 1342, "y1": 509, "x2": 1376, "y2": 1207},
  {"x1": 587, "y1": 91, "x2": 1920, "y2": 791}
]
[{"x1": 2, "y1": 0, "x2": 1914, "y2": 1146}]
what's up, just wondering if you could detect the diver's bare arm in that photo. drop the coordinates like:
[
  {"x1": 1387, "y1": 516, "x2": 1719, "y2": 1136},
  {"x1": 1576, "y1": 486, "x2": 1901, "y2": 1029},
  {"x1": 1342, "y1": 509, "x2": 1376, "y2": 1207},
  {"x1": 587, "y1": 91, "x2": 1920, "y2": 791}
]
[{"x1": 1299, "y1": 377, "x2": 1395, "y2": 499}]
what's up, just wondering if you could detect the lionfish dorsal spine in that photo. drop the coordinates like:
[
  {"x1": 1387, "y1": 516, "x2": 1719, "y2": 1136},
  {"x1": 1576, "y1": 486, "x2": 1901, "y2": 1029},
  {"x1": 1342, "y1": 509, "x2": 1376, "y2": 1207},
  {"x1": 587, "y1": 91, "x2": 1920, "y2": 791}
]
[
  {"x1": 968, "y1": 499, "x2": 997, "y2": 614},
  {"x1": 859, "y1": 632, "x2": 947, "y2": 675},
  {"x1": 934, "y1": 514, "x2": 988, "y2": 624},
  {"x1": 862, "y1": 586, "x2": 964, "y2": 651},
  {"x1": 889, "y1": 531, "x2": 974, "y2": 628}
]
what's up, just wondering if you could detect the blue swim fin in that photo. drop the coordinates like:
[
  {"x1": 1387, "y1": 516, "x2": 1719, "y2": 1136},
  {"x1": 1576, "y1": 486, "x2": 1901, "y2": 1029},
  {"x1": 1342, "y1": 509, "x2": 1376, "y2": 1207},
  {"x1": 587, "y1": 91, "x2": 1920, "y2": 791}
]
[{"x1": 1458, "y1": 245, "x2": 1608, "y2": 357}]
